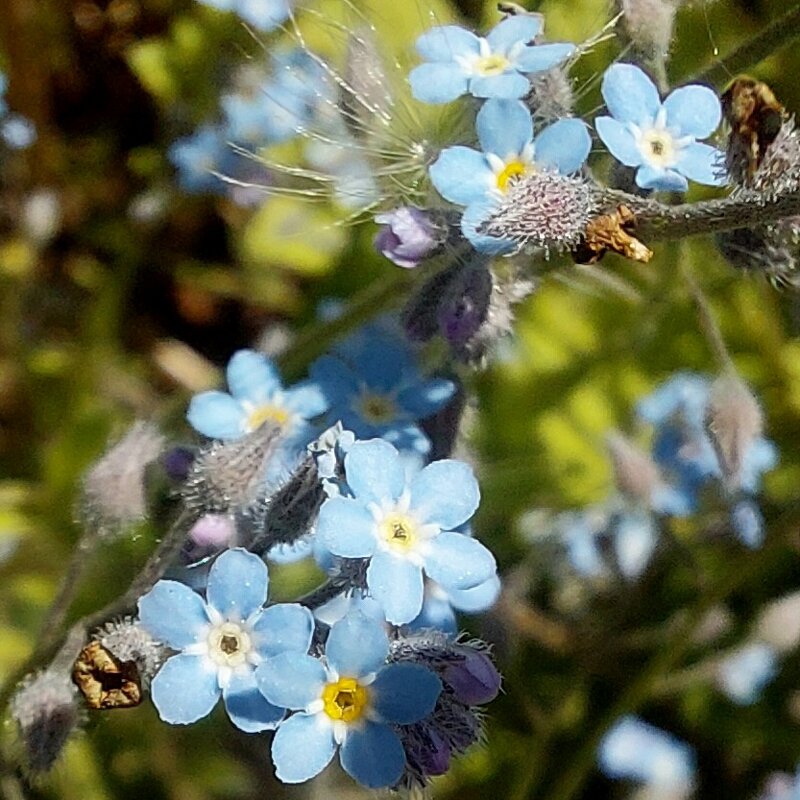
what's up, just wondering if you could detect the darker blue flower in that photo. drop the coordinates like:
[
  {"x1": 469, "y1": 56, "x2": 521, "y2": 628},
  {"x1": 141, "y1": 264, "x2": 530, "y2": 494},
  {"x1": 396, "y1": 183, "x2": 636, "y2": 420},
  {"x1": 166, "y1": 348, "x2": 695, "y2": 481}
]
[
  {"x1": 429, "y1": 98, "x2": 590, "y2": 253},
  {"x1": 256, "y1": 611, "x2": 441, "y2": 787},
  {"x1": 595, "y1": 63, "x2": 726, "y2": 191},
  {"x1": 409, "y1": 16, "x2": 574, "y2": 104},
  {"x1": 315, "y1": 439, "x2": 495, "y2": 624},
  {"x1": 138, "y1": 548, "x2": 314, "y2": 731}
]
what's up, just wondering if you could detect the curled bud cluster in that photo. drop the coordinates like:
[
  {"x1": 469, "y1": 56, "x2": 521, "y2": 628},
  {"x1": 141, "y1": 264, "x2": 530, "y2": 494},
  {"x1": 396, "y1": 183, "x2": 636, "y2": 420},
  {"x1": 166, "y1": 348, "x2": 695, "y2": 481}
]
[{"x1": 11, "y1": 670, "x2": 80, "y2": 773}]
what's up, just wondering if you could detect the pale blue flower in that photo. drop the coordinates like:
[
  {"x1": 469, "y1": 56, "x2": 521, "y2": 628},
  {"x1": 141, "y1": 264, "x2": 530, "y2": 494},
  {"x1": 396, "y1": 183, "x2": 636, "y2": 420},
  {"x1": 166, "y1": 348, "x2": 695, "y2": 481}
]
[
  {"x1": 187, "y1": 348, "x2": 327, "y2": 442},
  {"x1": 310, "y1": 324, "x2": 455, "y2": 455},
  {"x1": 315, "y1": 439, "x2": 495, "y2": 624},
  {"x1": 595, "y1": 63, "x2": 726, "y2": 191},
  {"x1": 599, "y1": 715, "x2": 695, "y2": 794},
  {"x1": 409, "y1": 573, "x2": 501, "y2": 634},
  {"x1": 716, "y1": 642, "x2": 778, "y2": 705},
  {"x1": 409, "y1": 16, "x2": 574, "y2": 104},
  {"x1": 138, "y1": 548, "x2": 314, "y2": 731},
  {"x1": 168, "y1": 125, "x2": 230, "y2": 194},
  {"x1": 256, "y1": 611, "x2": 441, "y2": 787},
  {"x1": 429, "y1": 98, "x2": 590, "y2": 253},
  {"x1": 198, "y1": 0, "x2": 292, "y2": 31}
]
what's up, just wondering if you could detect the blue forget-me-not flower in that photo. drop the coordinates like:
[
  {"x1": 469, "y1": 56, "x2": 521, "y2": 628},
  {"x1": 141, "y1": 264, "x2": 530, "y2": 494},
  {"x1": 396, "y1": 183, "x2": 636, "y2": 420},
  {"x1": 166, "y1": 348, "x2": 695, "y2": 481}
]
[
  {"x1": 599, "y1": 715, "x2": 696, "y2": 796},
  {"x1": 409, "y1": 16, "x2": 574, "y2": 104},
  {"x1": 716, "y1": 641, "x2": 778, "y2": 705},
  {"x1": 187, "y1": 349, "x2": 327, "y2": 442},
  {"x1": 196, "y1": 0, "x2": 292, "y2": 31},
  {"x1": 315, "y1": 439, "x2": 495, "y2": 624},
  {"x1": 256, "y1": 611, "x2": 442, "y2": 787},
  {"x1": 429, "y1": 98, "x2": 590, "y2": 253},
  {"x1": 595, "y1": 63, "x2": 726, "y2": 191},
  {"x1": 138, "y1": 548, "x2": 315, "y2": 731},
  {"x1": 310, "y1": 324, "x2": 455, "y2": 455}
]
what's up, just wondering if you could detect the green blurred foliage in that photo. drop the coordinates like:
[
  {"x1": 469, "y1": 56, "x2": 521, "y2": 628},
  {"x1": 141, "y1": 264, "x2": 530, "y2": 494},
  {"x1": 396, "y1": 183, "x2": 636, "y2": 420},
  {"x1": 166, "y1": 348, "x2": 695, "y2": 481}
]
[{"x1": 2, "y1": 0, "x2": 800, "y2": 798}]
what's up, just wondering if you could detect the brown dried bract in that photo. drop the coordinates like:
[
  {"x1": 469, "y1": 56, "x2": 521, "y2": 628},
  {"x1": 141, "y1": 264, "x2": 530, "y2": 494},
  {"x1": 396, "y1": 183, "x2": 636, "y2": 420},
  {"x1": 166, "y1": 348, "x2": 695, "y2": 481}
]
[
  {"x1": 722, "y1": 76, "x2": 785, "y2": 184},
  {"x1": 72, "y1": 641, "x2": 142, "y2": 710},
  {"x1": 572, "y1": 205, "x2": 652, "y2": 264}
]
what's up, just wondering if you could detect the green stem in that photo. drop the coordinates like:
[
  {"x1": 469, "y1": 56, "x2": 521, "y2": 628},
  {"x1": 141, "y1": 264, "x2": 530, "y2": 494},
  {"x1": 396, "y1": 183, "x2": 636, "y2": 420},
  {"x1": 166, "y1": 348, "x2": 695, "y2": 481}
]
[{"x1": 683, "y1": 3, "x2": 800, "y2": 87}]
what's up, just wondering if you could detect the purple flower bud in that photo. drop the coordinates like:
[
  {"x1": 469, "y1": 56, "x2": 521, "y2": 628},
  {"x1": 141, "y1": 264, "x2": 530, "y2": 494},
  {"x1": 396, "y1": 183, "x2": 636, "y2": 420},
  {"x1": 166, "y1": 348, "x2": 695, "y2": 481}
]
[
  {"x1": 443, "y1": 650, "x2": 501, "y2": 705},
  {"x1": 188, "y1": 514, "x2": 235, "y2": 548},
  {"x1": 374, "y1": 207, "x2": 439, "y2": 269},
  {"x1": 162, "y1": 446, "x2": 195, "y2": 482},
  {"x1": 417, "y1": 729, "x2": 451, "y2": 776}
]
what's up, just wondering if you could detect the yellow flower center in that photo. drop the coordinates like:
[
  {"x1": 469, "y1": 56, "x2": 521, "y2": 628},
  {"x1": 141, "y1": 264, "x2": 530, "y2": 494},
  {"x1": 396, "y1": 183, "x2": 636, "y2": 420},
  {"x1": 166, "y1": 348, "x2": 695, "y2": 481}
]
[
  {"x1": 380, "y1": 512, "x2": 417, "y2": 552},
  {"x1": 475, "y1": 53, "x2": 511, "y2": 77},
  {"x1": 247, "y1": 404, "x2": 290, "y2": 432},
  {"x1": 496, "y1": 160, "x2": 529, "y2": 192},
  {"x1": 322, "y1": 677, "x2": 369, "y2": 723},
  {"x1": 358, "y1": 392, "x2": 397, "y2": 425},
  {"x1": 207, "y1": 622, "x2": 252, "y2": 667}
]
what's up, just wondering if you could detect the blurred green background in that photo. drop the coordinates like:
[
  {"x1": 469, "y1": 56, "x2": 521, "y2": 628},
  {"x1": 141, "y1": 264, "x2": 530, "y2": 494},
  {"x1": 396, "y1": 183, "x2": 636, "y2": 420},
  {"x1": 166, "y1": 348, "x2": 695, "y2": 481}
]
[{"x1": 2, "y1": 0, "x2": 800, "y2": 798}]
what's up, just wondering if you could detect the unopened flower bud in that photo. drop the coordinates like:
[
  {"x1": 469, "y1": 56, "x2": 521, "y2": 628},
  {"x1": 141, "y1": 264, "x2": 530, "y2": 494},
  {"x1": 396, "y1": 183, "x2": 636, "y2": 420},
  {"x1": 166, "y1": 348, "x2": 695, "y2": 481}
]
[
  {"x1": 374, "y1": 207, "x2": 440, "y2": 268},
  {"x1": 620, "y1": 0, "x2": 677, "y2": 61},
  {"x1": 162, "y1": 446, "x2": 195, "y2": 482},
  {"x1": 443, "y1": 649, "x2": 502, "y2": 705},
  {"x1": 11, "y1": 670, "x2": 80, "y2": 773},
  {"x1": 526, "y1": 66, "x2": 575, "y2": 123},
  {"x1": 81, "y1": 421, "x2": 165, "y2": 537},
  {"x1": 98, "y1": 617, "x2": 168, "y2": 686}
]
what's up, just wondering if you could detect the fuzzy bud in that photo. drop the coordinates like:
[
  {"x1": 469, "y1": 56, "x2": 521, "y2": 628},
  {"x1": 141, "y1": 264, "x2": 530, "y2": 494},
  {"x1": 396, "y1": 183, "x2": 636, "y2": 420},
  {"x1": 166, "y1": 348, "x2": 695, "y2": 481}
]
[
  {"x1": 715, "y1": 225, "x2": 799, "y2": 290},
  {"x1": 11, "y1": 670, "x2": 80, "y2": 773},
  {"x1": 241, "y1": 455, "x2": 325, "y2": 554},
  {"x1": 705, "y1": 374, "x2": 763, "y2": 491},
  {"x1": 481, "y1": 171, "x2": 598, "y2": 253},
  {"x1": 81, "y1": 421, "x2": 165, "y2": 537},
  {"x1": 374, "y1": 207, "x2": 441, "y2": 269},
  {"x1": 606, "y1": 432, "x2": 662, "y2": 504},
  {"x1": 526, "y1": 67, "x2": 575, "y2": 123},
  {"x1": 442, "y1": 649, "x2": 502, "y2": 705},
  {"x1": 755, "y1": 591, "x2": 800, "y2": 653},
  {"x1": 619, "y1": 0, "x2": 677, "y2": 61},
  {"x1": 181, "y1": 423, "x2": 283, "y2": 515},
  {"x1": 437, "y1": 258, "x2": 494, "y2": 350},
  {"x1": 98, "y1": 617, "x2": 168, "y2": 686}
]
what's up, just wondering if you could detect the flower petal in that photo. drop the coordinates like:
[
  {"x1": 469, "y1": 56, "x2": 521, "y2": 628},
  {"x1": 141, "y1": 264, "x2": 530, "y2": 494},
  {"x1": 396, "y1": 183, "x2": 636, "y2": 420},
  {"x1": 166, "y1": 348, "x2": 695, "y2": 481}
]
[
  {"x1": 398, "y1": 377, "x2": 456, "y2": 419},
  {"x1": 636, "y1": 164, "x2": 688, "y2": 191},
  {"x1": 485, "y1": 14, "x2": 541, "y2": 51},
  {"x1": 206, "y1": 548, "x2": 269, "y2": 622},
  {"x1": 251, "y1": 602, "x2": 315, "y2": 658},
  {"x1": 663, "y1": 85, "x2": 722, "y2": 139},
  {"x1": 534, "y1": 118, "x2": 591, "y2": 174},
  {"x1": 477, "y1": 99, "x2": 533, "y2": 158},
  {"x1": 423, "y1": 530, "x2": 496, "y2": 590},
  {"x1": 429, "y1": 146, "x2": 493, "y2": 206},
  {"x1": 344, "y1": 439, "x2": 406, "y2": 505},
  {"x1": 187, "y1": 391, "x2": 246, "y2": 440},
  {"x1": 371, "y1": 663, "x2": 442, "y2": 723},
  {"x1": 282, "y1": 380, "x2": 328, "y2": 418},
  {"x1": 595, "y1": 116, "x2": 642, "y2": 167},
  {"x1": 366, "y1": 552, "x2": 424, "y2": 624},
  {"x1": 226, "y1": 349, "x2": 282, "y2": 404},
  {"x1": 409, "y1": 459, "x2": 480, "y2": 529},
  {"x1": 461, "y1": 201, "x2": 516, "y2": 255},
  {"x1": 415, "y1": 25, "x2": 480, "y2": 61},
  {"x1": 256, "y1": 652, "x2": 326, "y2": 709},
  {"x1": 601, "y1": 63, "x2": 661, "y2": 126},
  {"x1": 409, "y1": 63, "x2": 470, "y2": 104},
  {"x1": 316, "y1": 496, "x2": 377, "y2": 558},
  {"x1": 676, "y1": 142, "x2": 726, "y2": 186},
  {"x1": 515, "y1": 42, "x2": 575, "y2": 74},
  {"x1": 340, "y1": 722, "x2": 406, "y2": 788},
  {"x1": 272, "y1": 712, "x2": 337, "y2": 783},
  {"x1": 448, "y1": 572, "x2": 501, "y2": 612},
  {"x1": 469, "y1": 72, "x2": 531, "y2": 100},
  {"x1": 151, "y1": 654, "x2": 220, "y2": 724},
  {"x1": 381, "y1": 422, "x2": 433, "y2": 455},
  {"x1": 223, "y1": 669, "x2": 284, "y2": 732},
  {"x1": 138, "y1": 580, "x2": 210, "y2": 649},
  {"x1": 309, "y1": 355, "x2": 359, "y2": 403},
  {"x1": 326, "y1": 611, "x2": 389, "y2": 678}
]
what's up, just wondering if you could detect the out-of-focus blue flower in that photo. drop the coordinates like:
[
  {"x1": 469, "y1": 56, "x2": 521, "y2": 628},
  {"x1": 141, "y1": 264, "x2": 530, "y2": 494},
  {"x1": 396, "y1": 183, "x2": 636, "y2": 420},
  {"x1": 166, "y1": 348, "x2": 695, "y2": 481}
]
[
  {"x1": 187, "y1": 349, "x2": 327, "y2": 442},
  {"x1": 595, "y1": 63, "x2": 726, "y2": 191},
  {"x1": 612, "y1": 511, "x2": 658, "y2": 580},
  {"x1": 731, "y1": 498, "x2": 765, "y2": 548},
  {"x1": 409, "y1": 16, "x2": 574, "y2": 104},
  {"x1": 310, "y1": 325, "x2": 455, "y2": 455},
  {"x1": 315, "y1": 439, "x2": 494, "y2": 624},
  {"x1": 758, "y1": 767, "x2": 800, "y2": 800},
  {"x1": 138, "y1": 548, "x2": 314, "y2": 730},
  {"x1": 168, "y1": 125, "x2": 231, "y2": 193},
  {"x1": 197, "y1": 0, "x2": 292, "y2": 31},
  {"x1": 598, "y1": 715, "x2": 695, "y2": 796},
  {"x1": 716, "y1": 642, "x2": 778, "y2": 705},
  {"x1": 256, "y1": 611, "x2": 441, "y2": 787},
  {"x1": 1, "y1": 115, "x2": 36, "y2": 150},
  {"x1": 429, "y1": 98, "x2": 590, "y2": 253},
  {"x1": 374, "y1": 207, "x2": 440, "y2": 269}
]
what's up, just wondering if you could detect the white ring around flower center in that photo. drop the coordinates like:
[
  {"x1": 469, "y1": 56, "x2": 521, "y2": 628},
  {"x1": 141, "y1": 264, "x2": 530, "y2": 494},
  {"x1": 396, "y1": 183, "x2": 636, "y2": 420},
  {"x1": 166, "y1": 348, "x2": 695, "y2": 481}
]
[{"x1": 207, "y1": 621, "x2": 253, "y2": 668}]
